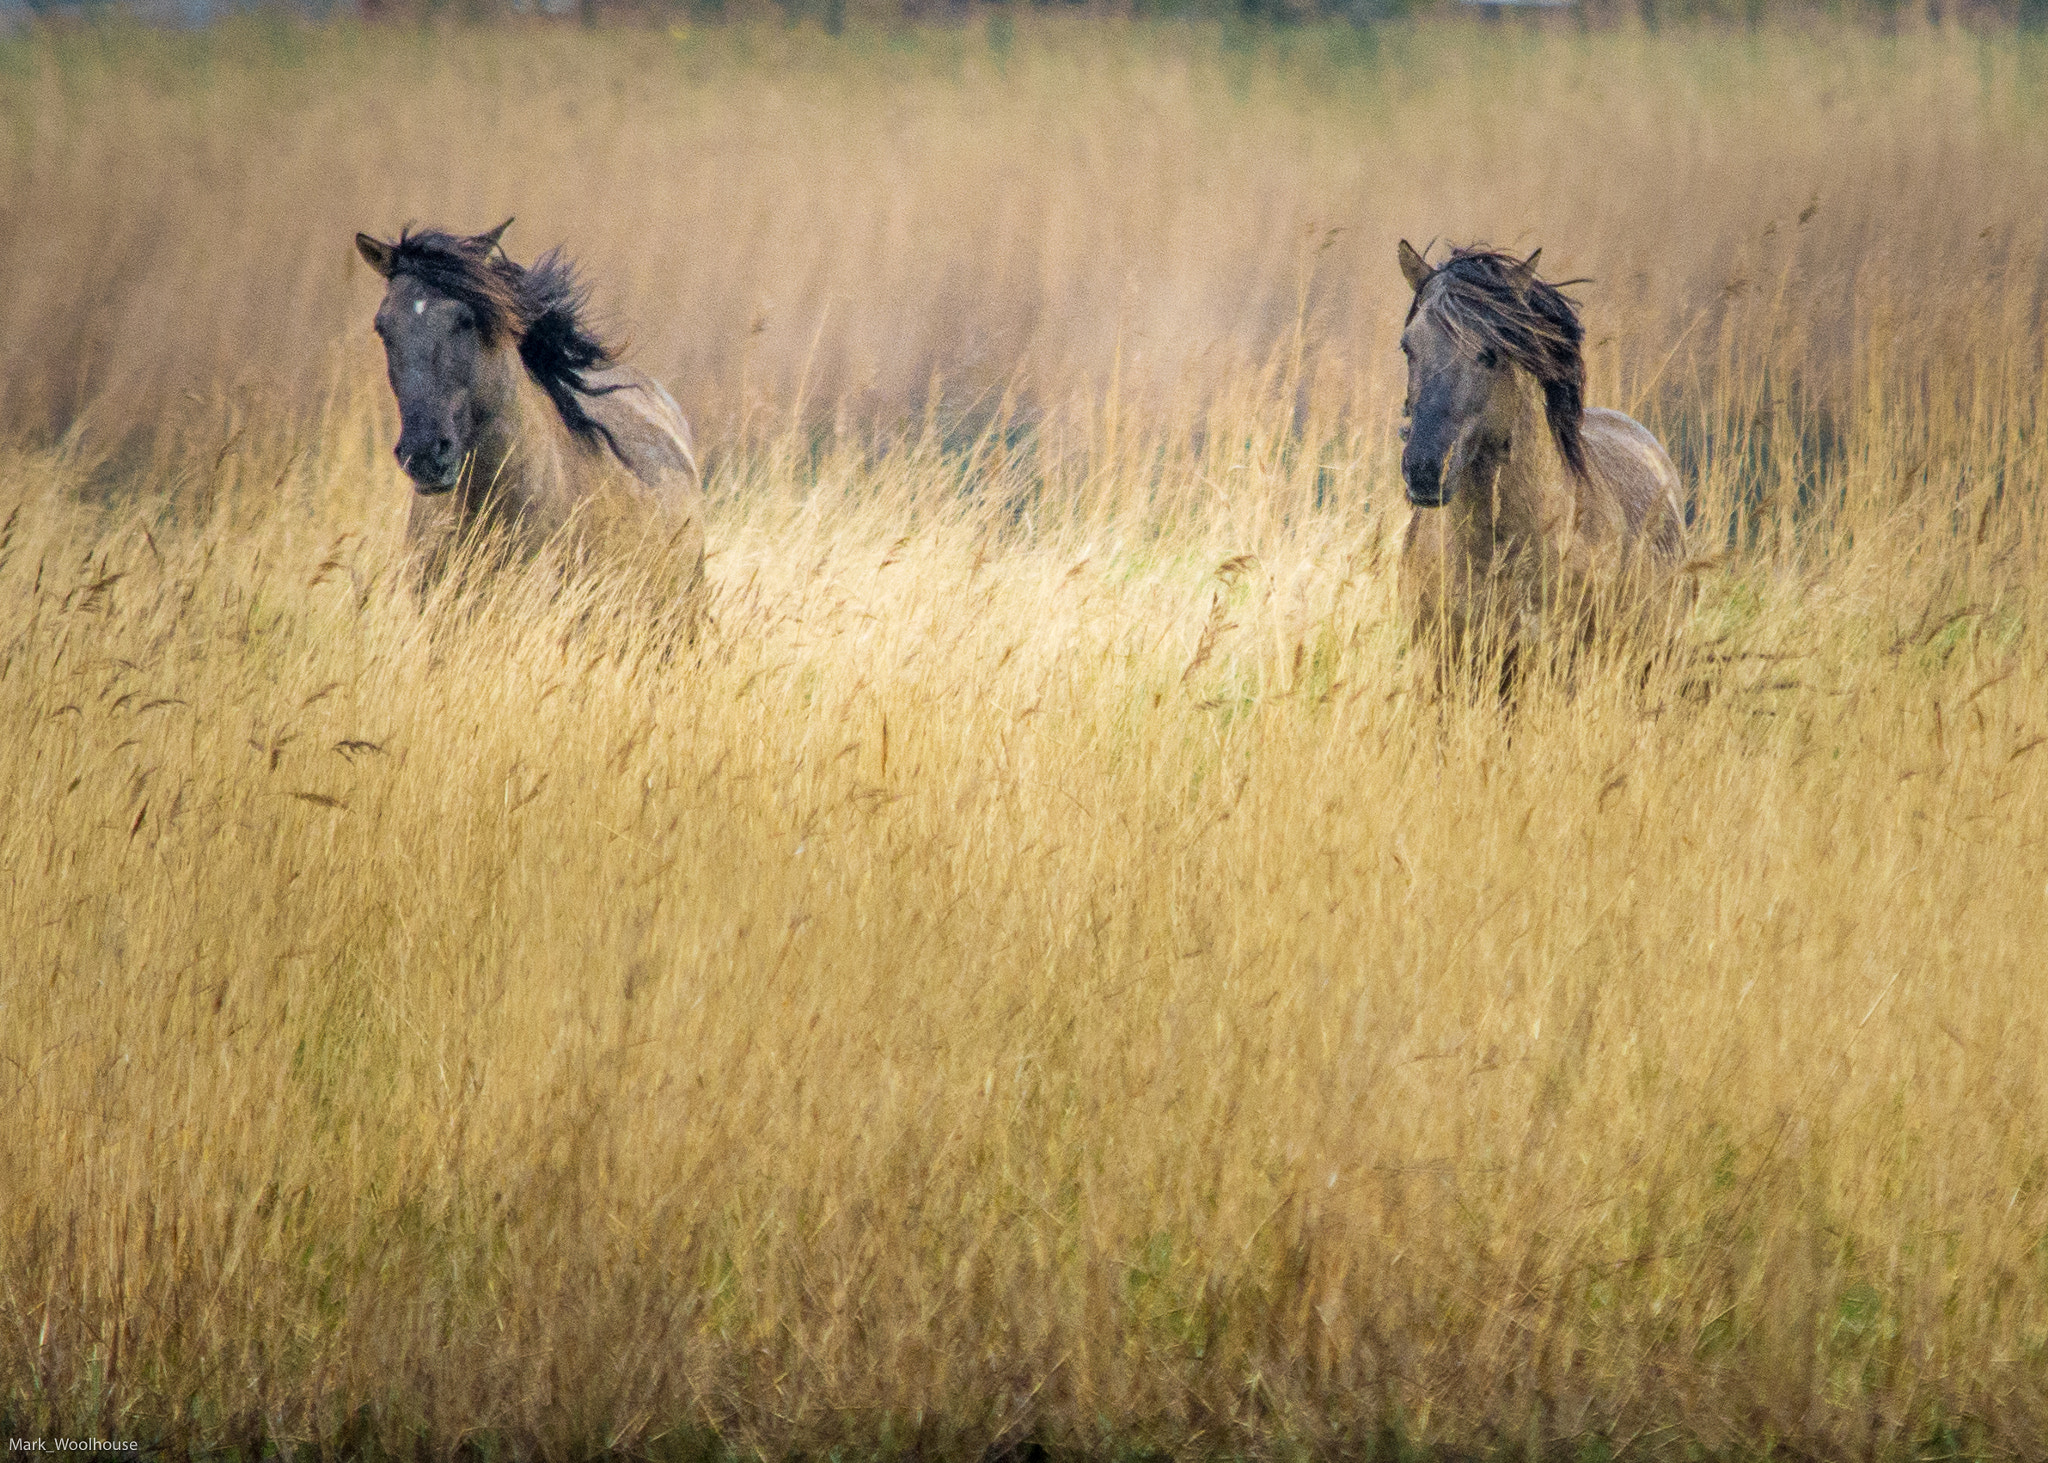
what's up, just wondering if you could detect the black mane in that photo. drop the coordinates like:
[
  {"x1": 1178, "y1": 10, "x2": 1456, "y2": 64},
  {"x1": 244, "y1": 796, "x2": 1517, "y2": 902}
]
[
  {"x1": 384, "y1": 226, "x2": 625, "y2": 454},
  {"x1": 1408, "y1": 245, "x2": 1589, "y2": 479}
]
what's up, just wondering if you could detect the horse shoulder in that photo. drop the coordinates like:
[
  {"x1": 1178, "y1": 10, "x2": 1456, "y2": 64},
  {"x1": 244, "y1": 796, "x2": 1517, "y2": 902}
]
[{"x1": 1579, "y1": 408, "x2": 1686, "y2": 561}]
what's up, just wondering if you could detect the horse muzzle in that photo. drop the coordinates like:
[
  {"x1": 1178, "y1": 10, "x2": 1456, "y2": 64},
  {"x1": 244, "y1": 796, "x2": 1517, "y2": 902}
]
[
  {"x1": 1403, "y1": 460, "x2": 1454, "y2": 508},
  {"x1": 397, "y1": 440, "x2": 461, "y2": 495},
  {"x1": 1402, "y1": 427, "x2": 1464, "y2": 508}
]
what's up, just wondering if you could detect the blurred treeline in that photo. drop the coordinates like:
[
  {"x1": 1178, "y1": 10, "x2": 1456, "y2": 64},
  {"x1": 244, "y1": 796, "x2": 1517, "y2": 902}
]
[{"x1": 11, "y1": 0, "x2": 2048, "y2": 34}]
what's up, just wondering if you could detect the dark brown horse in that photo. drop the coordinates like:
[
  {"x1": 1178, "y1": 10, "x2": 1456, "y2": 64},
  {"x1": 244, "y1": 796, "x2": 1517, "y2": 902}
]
[
  {"x1": 1396, "y1": 241, "x2": 1689, "y2": 690},
  {"x1": 356, "y1": 220, "x2": 705, "y2": 594}
]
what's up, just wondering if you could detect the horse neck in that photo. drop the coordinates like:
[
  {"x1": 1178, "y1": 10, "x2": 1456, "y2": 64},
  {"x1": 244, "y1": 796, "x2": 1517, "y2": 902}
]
[
  {"x1": 1449, "y1": 367, "x2": 1567, "y2": 548},
  {"x1": 459, "y1": 344, "x2": 578, "y2": 533}
]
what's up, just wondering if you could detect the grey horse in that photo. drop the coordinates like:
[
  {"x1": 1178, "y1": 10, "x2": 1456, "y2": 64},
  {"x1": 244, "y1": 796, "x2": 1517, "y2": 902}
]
[
  {"x1": 1395, "y1": 241, "x2": 1689, "y2": 693},
  {"x1": 356, "y1": 220, "x2": 705, "y2": 597}
]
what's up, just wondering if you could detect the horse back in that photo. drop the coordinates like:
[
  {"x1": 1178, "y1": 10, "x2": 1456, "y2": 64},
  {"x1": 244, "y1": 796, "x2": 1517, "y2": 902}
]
[
  {"x1": 1579, "y1": 408, "x2": 1686, "y2": 564},
  {"x1": 582, "y1": 367, "x2": 703, "y2": 514},
  {"x1": 567, "y1": 367, "x2": 707, "y2": 599}
]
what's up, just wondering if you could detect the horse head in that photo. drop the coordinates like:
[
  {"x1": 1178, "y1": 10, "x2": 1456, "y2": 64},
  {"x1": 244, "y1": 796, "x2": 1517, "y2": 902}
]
[
  {"x1": 1396, "y1": 240, "x2": 1586, "y2": 509},
  {"x1": 356, "y1": 220, "x2": 519, "y2": 494}
]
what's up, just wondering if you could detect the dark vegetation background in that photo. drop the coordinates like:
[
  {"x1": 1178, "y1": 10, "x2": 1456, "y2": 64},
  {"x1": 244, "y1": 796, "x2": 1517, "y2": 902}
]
[{"x1": 10, "y1": 0, "x2": 2048, "y2": 49}]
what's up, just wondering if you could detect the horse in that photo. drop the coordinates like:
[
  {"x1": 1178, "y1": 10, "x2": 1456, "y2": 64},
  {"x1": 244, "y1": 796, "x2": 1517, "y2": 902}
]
[
  {"x1": 1394, "y1": 240, "x2": 1689, "y2": 696},
  {"x1": 355, "y1": 220, "x2": 705, "y2": 603}
]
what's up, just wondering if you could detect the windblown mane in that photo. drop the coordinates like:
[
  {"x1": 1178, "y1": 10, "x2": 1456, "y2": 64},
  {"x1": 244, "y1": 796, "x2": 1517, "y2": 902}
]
[
  {"x1": 383, "y1": 227, "x2": 626, "y2": 456},
  {"x1": 1407, "y1": 245, "x2": 1589, "y2": 478}
]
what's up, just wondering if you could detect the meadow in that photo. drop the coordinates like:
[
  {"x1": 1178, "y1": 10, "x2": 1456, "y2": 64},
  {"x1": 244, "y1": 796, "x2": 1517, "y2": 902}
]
[{"x1": 4, "y1": 13, "x2": 2048, "y2": 1459}]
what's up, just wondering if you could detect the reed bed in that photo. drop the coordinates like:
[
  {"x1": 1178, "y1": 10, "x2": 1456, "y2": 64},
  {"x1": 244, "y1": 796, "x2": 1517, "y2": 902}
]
[{"x1": 3, "y1": 15, "x2": 2047, "y2": 1460}]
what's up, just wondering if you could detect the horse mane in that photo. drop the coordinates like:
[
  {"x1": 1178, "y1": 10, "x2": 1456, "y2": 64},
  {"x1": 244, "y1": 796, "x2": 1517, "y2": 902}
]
[
  {"x1": 1407, "y1": 245, "x2": 1589, "y2": 479},
  {"x1": 383, "y1": 226, "x2": 626, "y2": 456}
]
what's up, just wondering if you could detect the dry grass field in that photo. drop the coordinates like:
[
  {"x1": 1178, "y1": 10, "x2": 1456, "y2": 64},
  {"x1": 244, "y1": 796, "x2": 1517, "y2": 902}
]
[{"x1": 4, "y1": 13, "x2": 2048, "y2": 1460}]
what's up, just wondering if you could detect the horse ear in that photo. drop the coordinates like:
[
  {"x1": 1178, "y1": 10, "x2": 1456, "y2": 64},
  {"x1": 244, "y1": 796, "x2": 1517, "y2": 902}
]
[
  {"x1": 1397, "y1": 239, "x2": 1432, "y2": 293},
  {"x1": 355, "y1": 233, "x2": 395, "y2": 278},
  {"x1": 477, "y1": 218, "x2": 514, "y2": 253},
  {"x1": 1516, "y1": 248, "x2": 1543, "y2": 280}
]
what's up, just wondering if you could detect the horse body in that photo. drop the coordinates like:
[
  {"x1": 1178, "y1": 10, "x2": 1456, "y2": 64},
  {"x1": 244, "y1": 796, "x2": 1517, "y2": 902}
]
[
  {"x1": 1394, "y1": 241, "x2": 1688, "y2": 682},
  {"x1": 357, "y1": 222, "x2": 705, "y2": 594}
]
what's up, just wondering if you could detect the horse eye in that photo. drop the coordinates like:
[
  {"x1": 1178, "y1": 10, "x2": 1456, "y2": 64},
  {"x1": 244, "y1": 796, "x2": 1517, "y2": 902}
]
[{"x1": 1477, "y1": 348, "x2": 1499, "y2": 369}]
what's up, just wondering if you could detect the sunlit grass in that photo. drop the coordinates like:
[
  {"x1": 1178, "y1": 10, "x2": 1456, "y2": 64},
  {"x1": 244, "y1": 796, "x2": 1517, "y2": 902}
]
[{"x1": 3, "y1": 13, "x2": 2047, "y2": 1461}]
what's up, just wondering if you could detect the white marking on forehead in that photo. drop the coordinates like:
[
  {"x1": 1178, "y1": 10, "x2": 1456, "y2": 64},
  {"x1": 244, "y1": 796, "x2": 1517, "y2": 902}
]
[{"x1": 413, "y1": 299, "x2": 426, "y2": 315}]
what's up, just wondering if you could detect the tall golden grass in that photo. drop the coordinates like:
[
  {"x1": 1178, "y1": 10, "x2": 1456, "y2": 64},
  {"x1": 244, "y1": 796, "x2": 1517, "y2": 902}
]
[{"x1": 4, "y1": 14, "x2": 2048, "y2": 1459}]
